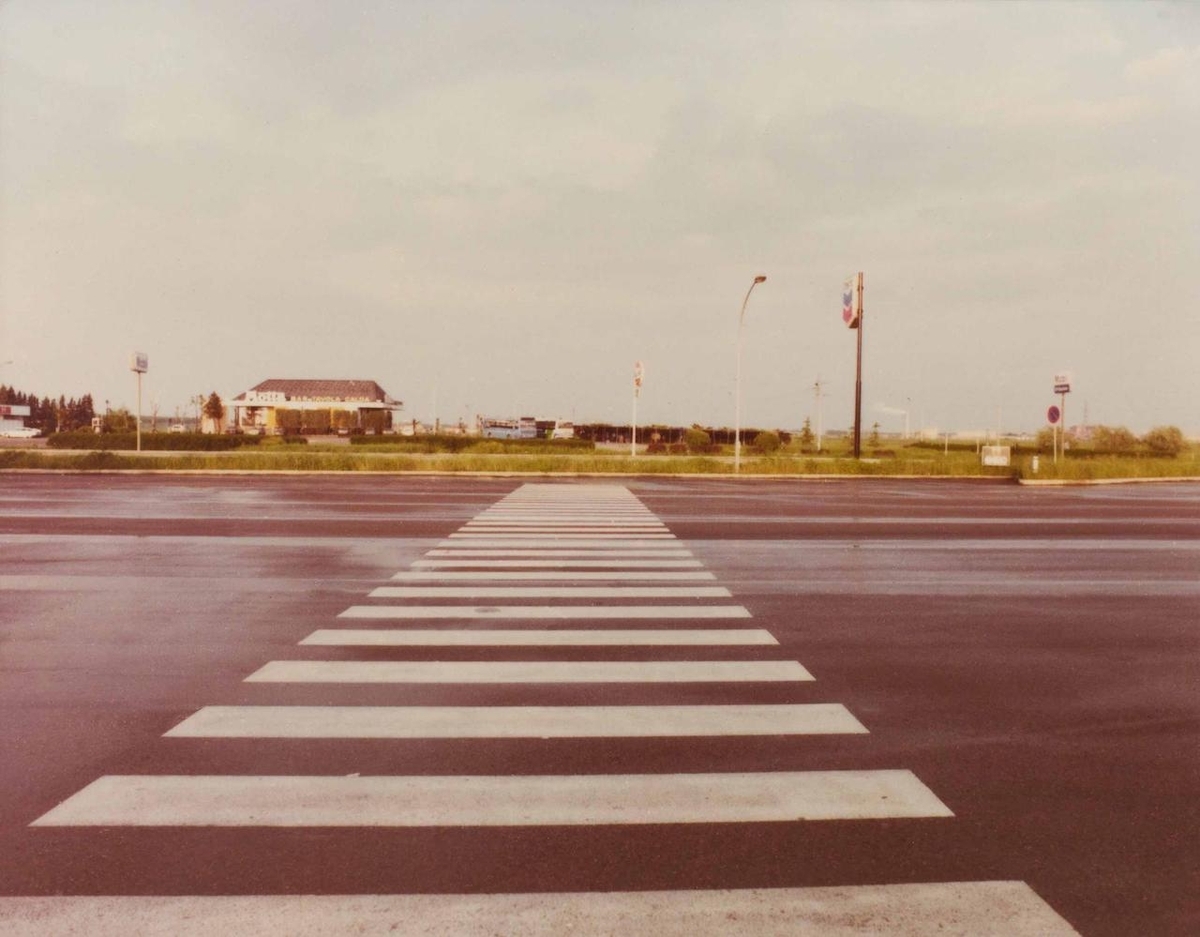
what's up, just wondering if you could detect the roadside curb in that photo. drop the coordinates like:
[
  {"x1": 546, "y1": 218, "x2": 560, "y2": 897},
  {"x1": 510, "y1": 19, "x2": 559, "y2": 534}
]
[{"x1": 1018, "y1": 476, "x2": 1200, "y2": 487}]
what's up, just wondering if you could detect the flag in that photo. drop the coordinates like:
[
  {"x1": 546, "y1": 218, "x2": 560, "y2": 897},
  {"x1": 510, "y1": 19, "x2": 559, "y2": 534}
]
[{"x1": 842, "y1": 273, "x2": 862, "y2": 329}]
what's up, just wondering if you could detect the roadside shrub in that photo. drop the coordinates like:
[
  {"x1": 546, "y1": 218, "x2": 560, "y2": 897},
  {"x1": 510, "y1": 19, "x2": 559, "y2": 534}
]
[
  {"x1": 1092, "y1": 425, "x2": 1138, "y2": 455},
  {"x1": 46, "y1": 431, "x2": 257, "y2": 451},
  {"x1": 683, "y1": 428, "x2": 711, "y2": 453},
  {"x1": 753, "y1": 431, "x2": 781, "y2": 454},
  {"x1": 1142, "y1": 425, "x2": 1186, "y2": 457}
]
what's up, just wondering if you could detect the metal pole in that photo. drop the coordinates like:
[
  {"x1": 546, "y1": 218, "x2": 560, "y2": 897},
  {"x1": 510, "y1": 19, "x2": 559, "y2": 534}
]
[
  {"x1": 631, "y1": 391, "x2": 637, "y2": 457},
  {"x1": 853, "y1": 274, "x2": 864, "y2": 459},
  {"x1": 814, "y1": 380, "x2": 824, "y2": 452},
  {"x1": 734, "y1": 275, "x2": 766, "y2": 473},
  {"x1": 1060, "y1": 392, "x2": 1067, "y2": 459},
  {"x1": 136, "y1": 372, "x2": 142, "y2": 452}
]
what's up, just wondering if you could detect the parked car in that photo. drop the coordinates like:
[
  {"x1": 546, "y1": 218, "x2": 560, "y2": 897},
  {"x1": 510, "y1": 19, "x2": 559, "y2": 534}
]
[
  {"x1": 0, "y1": 427, "x2": 39, "y2": 438},
  {"x1": 168, "y1": 424, "x2": 187, "y2": 433}
]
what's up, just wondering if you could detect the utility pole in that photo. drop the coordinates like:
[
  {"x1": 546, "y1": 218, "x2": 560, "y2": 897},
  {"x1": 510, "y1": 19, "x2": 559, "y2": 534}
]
[{"x1": 813, "y1": 378, "x2": 825, "y2": 451}]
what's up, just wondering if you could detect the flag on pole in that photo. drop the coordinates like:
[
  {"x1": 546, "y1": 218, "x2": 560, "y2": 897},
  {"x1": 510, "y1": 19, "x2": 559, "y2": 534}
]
[
  {"x1": 842, "y1": 273, "x2": 862, "y2": 329},
  {"x1": 633, "y1": 361, "x2": 644, "y2": 397}
]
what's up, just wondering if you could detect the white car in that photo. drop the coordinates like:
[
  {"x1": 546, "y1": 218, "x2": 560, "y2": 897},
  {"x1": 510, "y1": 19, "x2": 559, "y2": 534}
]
[
  {"x1": 168, "y1": 424, "x2": 187, "y2": 433},
  {"x1": 0, "y1": 427, "x2": 39, "y2": 438}
]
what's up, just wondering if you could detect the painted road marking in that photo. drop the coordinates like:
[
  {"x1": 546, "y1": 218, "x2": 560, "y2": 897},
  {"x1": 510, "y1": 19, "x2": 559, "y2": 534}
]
[
  {"x1": 32, "y1": 770, "x2": 950, "y2": 827},
  {"x1": 412, "y1": 559, "x2": 704, "y2": 568},
  {"x1": 300, "y1": 628, "x2": 779, "y2": 646},
  {"x1": 389, "y1": 570, "x2": 716, "y2": 581},
  {"x1": 340, "y1": 604, "x2": 752, "y2": 619},
  {"x1": 424, "y1": 549, "x2": 694, "y2": 558},
  {"x1": 437, "y1": 539, "x2": 688, "y2": 549},
  {"x1": 244, "y1": 660, "x2": 813, "y2": 683},
  {"x1": 165, "y1": 704, "x2": 866, "y2": 738},
  {"x1": 451, "y1": 530, "x2": 675, "y2": 537},
  {"x1": 0, "y1": 884, "x2": 1083, "y2": 936},
  {"x1": 367, "y1": 586, "x2": 731, "y2": 598}
]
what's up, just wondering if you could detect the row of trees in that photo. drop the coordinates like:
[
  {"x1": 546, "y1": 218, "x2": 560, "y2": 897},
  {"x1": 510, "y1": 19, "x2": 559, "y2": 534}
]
[{"x1": 0, "y1": 386, "x2": 95, "y2": 433}]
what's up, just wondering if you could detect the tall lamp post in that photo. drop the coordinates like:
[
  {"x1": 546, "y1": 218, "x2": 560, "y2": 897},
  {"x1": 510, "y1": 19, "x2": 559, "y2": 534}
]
[{"x1": 734, "y1": 275, "x2": 767, "y2": 473}]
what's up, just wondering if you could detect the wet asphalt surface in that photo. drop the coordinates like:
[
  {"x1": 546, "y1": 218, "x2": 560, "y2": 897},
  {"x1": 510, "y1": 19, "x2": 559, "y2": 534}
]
[{"x1": 0, "y1": 474, "x2": 1196, "y2": 936}]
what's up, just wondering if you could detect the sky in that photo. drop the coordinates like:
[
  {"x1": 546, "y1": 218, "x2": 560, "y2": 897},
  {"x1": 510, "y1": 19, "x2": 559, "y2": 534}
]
[{"x1": 2, "y1": 0, "x2": 1197, "y2": 435}]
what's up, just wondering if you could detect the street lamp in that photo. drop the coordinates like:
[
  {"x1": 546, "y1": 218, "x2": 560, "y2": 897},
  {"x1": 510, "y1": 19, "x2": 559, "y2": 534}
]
[{"x1": 734, "y1": 275, "x2": 767, "y2": 473}]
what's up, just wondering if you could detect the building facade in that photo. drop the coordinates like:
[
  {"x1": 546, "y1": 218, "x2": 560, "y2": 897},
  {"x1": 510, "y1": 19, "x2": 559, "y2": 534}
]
[{"x1": 228, "y1": 379, "x2": 402, "y2": 434}]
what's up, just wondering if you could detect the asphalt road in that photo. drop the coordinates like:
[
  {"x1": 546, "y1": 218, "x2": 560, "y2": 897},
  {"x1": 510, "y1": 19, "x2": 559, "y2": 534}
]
[{"x1": 0, "y1": 474, "x2": 1196, "y2": 935}]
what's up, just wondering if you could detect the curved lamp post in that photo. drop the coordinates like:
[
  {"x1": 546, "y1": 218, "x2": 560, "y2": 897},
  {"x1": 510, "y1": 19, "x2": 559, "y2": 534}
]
[{"x1": 734, "y1": 275, "x2": 767, "y2": 473}]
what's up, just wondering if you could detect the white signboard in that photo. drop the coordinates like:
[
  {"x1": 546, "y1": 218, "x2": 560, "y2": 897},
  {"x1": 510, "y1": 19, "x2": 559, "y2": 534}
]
[
  {"x1": 1053, "y1": 371, "x2": 1072, "y2": 394},
  {"x1": 130, "y1": 352, "x2": 148, "y2": 373},
  {"x1": 981, "y1": 445, "x2": 1011, "y2": 467}
]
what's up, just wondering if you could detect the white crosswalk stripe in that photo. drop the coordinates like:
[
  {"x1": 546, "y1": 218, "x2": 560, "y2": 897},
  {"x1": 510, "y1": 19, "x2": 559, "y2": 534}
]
[
  {"x1": 244, "y1": 659, "x2": 814, "y2": 683},
  {"x1": 339, "y1": 604, "x2": 753, "y2": 619},
  {"x1": 0, "y1": 885, "x2": 1083, "y2": 936},
  {"x1": 33, "y1": 770, "x2": 950, "y2": 826},
  {"x1": 300, "y1": 628, "x2": 779, "y2": 646},
  {"x1": 165, "y1": 703, "x2": 865, "y2": 738}
]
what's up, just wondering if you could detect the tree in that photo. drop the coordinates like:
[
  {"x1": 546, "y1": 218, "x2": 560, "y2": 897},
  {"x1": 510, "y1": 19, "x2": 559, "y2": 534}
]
[
  {"x1": 798, "y1": 418, "x2": 814, "y2": 449},
  {"x1": 753, "y1": 430, "x2": 781, "y2": 454},
  {"x1": 1092, "y1": 425, "x2": 1137, "y2": 454},
  {"x1": 869, "y1": 421, "x2": 881, "y2": 447},
  {"x1": 1142, "y1": 425, "x2": 1186, "y2": 457},
  {"x1": 203, "y1": 392, "x2": 225, "y2": 422},
  {"x1": 683, "y1": 427, "x2": 711, "y2": 453},
  {"x1": 104, "y1": 407, "x2": 136, "y2": 433}
]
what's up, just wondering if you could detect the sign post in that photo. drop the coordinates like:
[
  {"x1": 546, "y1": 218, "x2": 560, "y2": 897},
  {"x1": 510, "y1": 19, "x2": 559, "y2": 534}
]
[
  {"x1": 1052, "y1": 372, "x2": 1071, "y2": 463},
  {"x1": 843, "y1": 273, "x2": 864, "y2": 458},
  {"x1": 631, "y1": 361, "x2": 644, "y2": 457},
  {"x1": 130, "y1": 352, "x2": 148, "y2": 452},
  {"x1": 1047, "y1": 404, "x2": 1061, "y2": 464}
]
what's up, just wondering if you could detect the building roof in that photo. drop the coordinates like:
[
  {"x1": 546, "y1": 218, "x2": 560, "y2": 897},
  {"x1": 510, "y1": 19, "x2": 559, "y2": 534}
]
[{"x1": 233, "y1": 379, "x2": 400, "y2": 405}]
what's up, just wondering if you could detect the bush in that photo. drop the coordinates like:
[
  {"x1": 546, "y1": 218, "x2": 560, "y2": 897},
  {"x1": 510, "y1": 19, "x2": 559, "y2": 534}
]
[
  {"x1": 1142, "y1": 425, "x2": 1186, "y2": 457},
  {"x1": 753, "y1": 431, "x2": 781, "y2": 454},
  {"x1": 1092, "y1": 425, "x2": 1138, "y2": 455},
  {"x1": 47, "y1": 431, "x2": 258, "y2": 451},
  {"x1": 683, "y1": 428, "x2": 711, "y2": 453}
]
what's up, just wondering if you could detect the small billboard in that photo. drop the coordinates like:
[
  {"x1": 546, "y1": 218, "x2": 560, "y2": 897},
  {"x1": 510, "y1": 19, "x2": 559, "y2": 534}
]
[{"x1": 131, "y1": 352, "x2": 149, "y2": 373}]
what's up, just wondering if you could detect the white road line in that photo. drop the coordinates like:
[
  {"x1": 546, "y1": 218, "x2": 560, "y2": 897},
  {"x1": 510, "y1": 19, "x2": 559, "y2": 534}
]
[
  {"x1": 0, "y1": 884, "x2": 1084, "y2": 936},
  {"x1": 412, "y1": 559, "x2": 704, "y2": 568},
  {"x1": 340, "y1": 605, "x2": 752, "y2": 619},
  {"x1": 449, "y1": 533, "x2": 677, "y2": 540},
  {"x1": 425, "y1": 549, "x2": 694, "y2": 558},
  {"x1": 388, "y1": 571, "x2": 716, "y2": 581},
  {"x1": 368, "y1": 586, "x2": 731, "y2": 598},
  {"x1": 31, "y1": 770, "x2": 949, "y2": 827},
  {"x1": 245, "y1": 660, "x2": 812, "y2": 683},
  {"x1": 300, "y1": 628, "x2": 779, "y2": 646},
  {"x1": 438, "y1": 540, "x2": 686, "y2": 549},
  {"x1": 452, "y1": 527, "x2": 672, "y2": 534},
  {"x1": 166, "y1": 704, "x2": 865, "y2": 738}
]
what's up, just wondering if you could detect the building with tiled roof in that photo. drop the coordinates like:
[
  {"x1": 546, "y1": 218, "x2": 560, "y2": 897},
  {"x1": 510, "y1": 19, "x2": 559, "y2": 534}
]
[{"x1": 228, "y1": 378, "x2": 402, "y2": 435}]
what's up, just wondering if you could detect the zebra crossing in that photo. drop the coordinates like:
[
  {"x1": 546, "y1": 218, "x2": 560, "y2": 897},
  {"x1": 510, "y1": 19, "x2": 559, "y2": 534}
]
[{"x1": 15, "y1": 483, "x2": 1079, "y2": 934}]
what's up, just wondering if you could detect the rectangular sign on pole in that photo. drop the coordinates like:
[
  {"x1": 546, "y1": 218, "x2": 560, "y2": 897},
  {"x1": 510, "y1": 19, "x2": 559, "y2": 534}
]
[
  {"x1": 131, "y1": 352, "x2": 149, "y2": 373},
  {"x1": 842, "y1": 273, "x2": 862, "y2": 329},
  {"x1": 1053, "y1": 372, "x2": 1071, "y2": 394}
]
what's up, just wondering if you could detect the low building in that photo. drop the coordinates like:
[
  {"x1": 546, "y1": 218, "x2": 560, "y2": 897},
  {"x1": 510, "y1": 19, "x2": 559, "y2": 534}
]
[{"x1": 228, "y1": 379, "x2": 402, "y2": 435}]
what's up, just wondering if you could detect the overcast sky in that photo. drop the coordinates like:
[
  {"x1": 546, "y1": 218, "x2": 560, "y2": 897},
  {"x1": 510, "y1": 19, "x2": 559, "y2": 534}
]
[{"x1": 2, "y1": 1, "x2": 1197, "y2": 434}]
